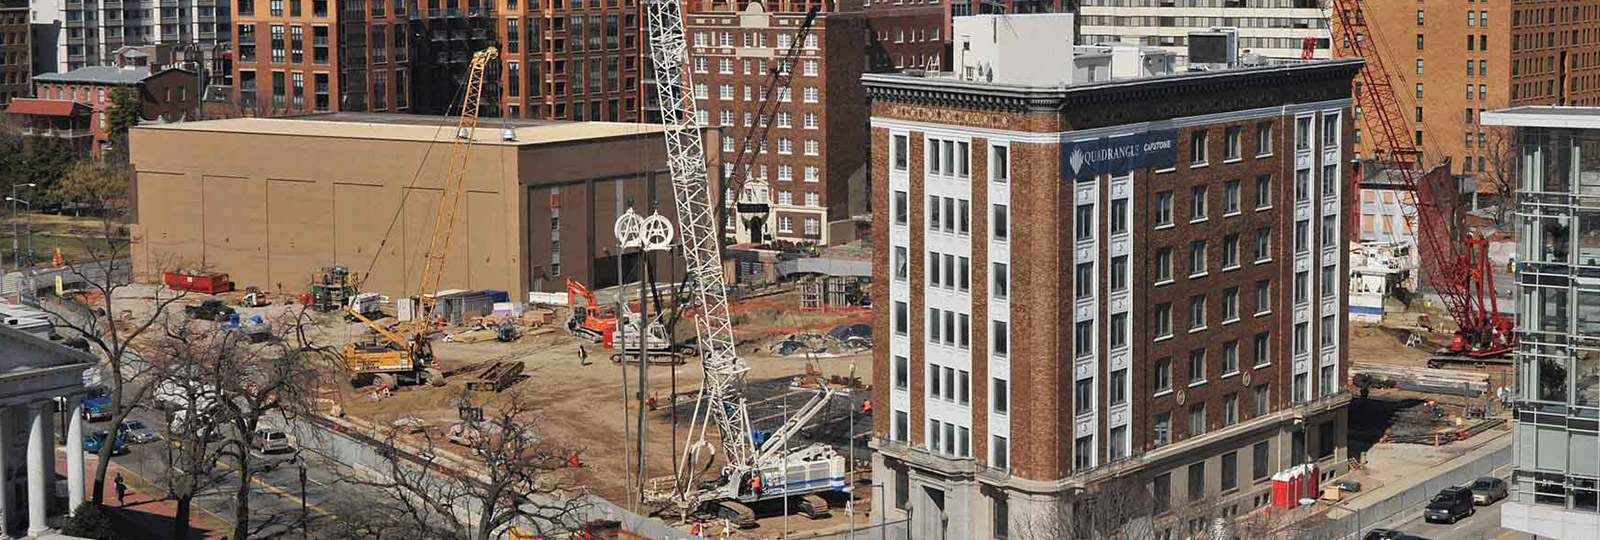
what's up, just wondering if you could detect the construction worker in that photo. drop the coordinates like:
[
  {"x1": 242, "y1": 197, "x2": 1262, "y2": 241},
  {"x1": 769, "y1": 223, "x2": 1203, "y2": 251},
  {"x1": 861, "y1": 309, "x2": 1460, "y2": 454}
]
[
  {"x1": 750, "y1": 472, "x2": 763, "y2": 498},
  {"x1": 861, "y1": 399, "x2": 872, "y2": 413}
]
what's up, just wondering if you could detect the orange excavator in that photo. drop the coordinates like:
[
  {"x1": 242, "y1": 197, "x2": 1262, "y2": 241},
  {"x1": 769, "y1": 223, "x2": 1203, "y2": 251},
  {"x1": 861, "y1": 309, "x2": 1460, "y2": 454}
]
[{"x1": 566, "y1": 277, "x2": 618, "y2": 341}]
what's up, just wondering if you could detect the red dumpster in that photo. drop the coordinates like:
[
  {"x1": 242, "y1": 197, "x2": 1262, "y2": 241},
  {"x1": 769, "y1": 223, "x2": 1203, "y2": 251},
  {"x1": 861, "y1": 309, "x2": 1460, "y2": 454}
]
[{"x1": 163, "y1": 271, "x2": 233, "y2": 294}]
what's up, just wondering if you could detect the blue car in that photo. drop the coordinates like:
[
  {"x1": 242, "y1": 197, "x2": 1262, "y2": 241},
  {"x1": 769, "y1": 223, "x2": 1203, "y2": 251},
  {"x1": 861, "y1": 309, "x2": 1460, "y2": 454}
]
[
  {"x1": 82, "y1": 386, "x2": 112, "y2": 422},
  {"x1": 82, "y1": 429, "x2": 129, "y2": 456}
]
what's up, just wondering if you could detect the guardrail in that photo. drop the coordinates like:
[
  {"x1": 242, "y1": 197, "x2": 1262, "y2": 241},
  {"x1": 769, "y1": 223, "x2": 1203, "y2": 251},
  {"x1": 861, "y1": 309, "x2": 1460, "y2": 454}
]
[{"x1": 1303, "y1": 438, "x2": 1513, "y2": 539}]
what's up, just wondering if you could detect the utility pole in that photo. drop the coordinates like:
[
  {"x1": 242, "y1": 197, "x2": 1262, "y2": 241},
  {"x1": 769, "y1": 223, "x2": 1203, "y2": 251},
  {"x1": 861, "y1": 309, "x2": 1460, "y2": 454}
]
[{"x1": 10, "y1": 183, "x2": 34, "y2": 269}]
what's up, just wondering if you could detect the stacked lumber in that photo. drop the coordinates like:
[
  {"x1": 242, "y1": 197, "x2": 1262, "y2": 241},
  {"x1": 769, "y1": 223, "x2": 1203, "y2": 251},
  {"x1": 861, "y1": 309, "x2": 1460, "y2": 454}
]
[{"x1": 1350, "y1": 363, "x2": 1490, "y2": 396}]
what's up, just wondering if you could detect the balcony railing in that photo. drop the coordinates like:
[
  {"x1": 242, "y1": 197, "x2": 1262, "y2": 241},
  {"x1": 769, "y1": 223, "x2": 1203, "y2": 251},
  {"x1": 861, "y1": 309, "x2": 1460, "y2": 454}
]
[{"x1": 20, "y1": 126, "x2": 92, "y2": 138}]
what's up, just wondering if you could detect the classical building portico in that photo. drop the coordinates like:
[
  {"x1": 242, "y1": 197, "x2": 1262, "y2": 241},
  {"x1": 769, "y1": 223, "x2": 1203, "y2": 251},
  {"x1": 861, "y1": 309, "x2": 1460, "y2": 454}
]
[{"x1": 0, "y1": 324, "x2": 95, "y2": 538}]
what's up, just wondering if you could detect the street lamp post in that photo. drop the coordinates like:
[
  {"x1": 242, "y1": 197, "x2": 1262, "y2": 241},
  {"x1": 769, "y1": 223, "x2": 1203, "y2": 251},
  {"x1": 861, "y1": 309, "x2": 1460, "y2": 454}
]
[
  {"x1": 9, "y1": 183, "x2": 35, "y2": 269},
  {"x1": 844, "y1": 483, "x2": 887, "y2": 540}
]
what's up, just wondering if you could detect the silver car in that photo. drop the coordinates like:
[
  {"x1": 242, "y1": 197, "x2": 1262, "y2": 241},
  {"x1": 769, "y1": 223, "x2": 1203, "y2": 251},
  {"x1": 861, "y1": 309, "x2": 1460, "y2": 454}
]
[
  {"x1": 1470, "y1": 477, "x2": 1509, "y2": 505},
  {"x1": 252, "y1": 429, "x2": 291, "y2": 454},
  {"x1": 117, "y1": 420, "x2": 160, "y2": 444}
]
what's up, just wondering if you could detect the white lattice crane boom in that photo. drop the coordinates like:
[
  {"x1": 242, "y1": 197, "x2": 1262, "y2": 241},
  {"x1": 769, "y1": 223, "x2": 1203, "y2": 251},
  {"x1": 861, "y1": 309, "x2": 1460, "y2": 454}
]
[{"x1": 642, "y1": 0, "x2": 844, "y2": 520}]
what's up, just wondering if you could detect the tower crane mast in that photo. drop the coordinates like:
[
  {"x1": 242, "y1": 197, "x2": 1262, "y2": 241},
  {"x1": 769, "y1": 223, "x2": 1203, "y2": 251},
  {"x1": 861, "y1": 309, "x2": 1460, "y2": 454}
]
[
  {"x1": 1326, "y1": 1, "x2": 1514, "y2": 356},
  {"x1": 642, "y1": 0, "x2": 845, "y2": 523}
]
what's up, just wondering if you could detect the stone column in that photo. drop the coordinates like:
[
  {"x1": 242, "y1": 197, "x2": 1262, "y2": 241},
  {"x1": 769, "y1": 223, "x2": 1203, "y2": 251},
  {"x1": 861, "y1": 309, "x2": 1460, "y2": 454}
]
[
  {"x1": 67, "y1": 397, "x2": 84, "y2": 513},
  {"x1": 0, "y1": 405, "x2": 13, "y2": 537},
  {"x1": 25, "y1": 402, "x2": 47, "y2": 535}
]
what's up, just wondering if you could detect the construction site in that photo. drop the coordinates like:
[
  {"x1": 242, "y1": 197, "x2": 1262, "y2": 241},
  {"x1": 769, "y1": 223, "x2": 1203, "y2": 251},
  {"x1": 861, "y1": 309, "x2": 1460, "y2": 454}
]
[{"x1": 116, "y1": 12, "x2": 885, "y2": 536}]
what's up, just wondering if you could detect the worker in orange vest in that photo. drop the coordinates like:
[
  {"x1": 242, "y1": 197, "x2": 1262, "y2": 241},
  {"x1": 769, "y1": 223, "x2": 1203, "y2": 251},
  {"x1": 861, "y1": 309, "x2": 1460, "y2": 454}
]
[
  {"x1": 750, "y1": 472, "x2": 763, "y2": 497},
  {"x1": 862, "y1": 399, "x2": 872, "y2": 413}
]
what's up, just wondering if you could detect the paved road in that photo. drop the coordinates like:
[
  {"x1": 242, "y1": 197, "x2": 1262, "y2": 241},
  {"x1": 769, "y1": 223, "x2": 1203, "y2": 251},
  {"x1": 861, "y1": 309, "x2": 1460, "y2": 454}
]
[
  {"x1": 87, "y1": 407, "x2": 381, "y2": 538},
  {"x1": 1381, "y1": 498, "x2": 1531, "y2": 540}
]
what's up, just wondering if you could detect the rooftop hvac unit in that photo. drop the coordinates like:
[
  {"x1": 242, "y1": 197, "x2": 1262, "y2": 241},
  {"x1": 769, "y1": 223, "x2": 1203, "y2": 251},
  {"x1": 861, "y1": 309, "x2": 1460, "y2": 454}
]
[{"x1": 1188, "y1": 28, "x2": 1239, "y2": 67}]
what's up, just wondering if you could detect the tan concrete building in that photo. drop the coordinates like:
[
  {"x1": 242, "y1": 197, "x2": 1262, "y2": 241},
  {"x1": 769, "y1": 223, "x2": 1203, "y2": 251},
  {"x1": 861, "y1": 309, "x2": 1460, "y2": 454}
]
[{"x1": 129, "y1": 113, "x2": 716, "y2": 301}]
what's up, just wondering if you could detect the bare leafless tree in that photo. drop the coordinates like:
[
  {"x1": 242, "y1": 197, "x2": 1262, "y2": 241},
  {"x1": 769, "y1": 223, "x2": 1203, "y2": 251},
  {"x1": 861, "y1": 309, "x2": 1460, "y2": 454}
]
[
  {"x1": 340, "y1": 391, "x2": 589, "y2": 540},
  {"x1": 40, "y1": 159, "x2": 194, "y2": 505},
  {"x1": 1483, "y1": 127, "x2": 1521, "y2": 225},
  {"x1": 150, "y1": 308, "x2": 332, "y2": 540},
  {"x1": 1018, "y1": 475, "x2": 1346, "y2": 540}
]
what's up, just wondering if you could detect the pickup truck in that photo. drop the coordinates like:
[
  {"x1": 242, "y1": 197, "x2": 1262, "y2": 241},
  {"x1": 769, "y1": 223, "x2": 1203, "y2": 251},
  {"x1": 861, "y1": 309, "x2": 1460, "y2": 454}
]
[{"x1": 185, "y1": 300, "x2": 237, "y2": 322}]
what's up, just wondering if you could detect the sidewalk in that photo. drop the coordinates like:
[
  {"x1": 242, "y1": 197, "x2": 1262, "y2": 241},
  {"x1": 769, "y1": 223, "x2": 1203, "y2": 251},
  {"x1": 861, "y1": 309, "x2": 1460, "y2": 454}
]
[
  {"x1": 63, "y1": 452, "x2": 231, "y2": 540},
  {"x1": 1321, "y1": 428, "x2": 1514, "y2": 535}
]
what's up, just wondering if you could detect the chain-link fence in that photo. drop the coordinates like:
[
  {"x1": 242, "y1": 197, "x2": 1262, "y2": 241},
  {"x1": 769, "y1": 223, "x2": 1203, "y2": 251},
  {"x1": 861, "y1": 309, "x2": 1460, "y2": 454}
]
[{"x1": 1301, "y1": 441, "x2": 1513, "y2": 539}]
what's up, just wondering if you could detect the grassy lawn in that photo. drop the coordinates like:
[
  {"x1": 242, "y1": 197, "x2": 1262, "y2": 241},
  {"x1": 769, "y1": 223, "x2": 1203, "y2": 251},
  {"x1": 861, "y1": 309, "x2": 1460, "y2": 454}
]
[{"x1": 0, "y1": 233, "x2": 128, "y2": 266}]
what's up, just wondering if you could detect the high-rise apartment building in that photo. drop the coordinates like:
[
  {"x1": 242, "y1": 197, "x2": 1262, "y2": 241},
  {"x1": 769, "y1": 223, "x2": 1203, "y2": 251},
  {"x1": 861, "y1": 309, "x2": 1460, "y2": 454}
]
[
  {"x1": 231, "y1": 0, "x2": 499, "y2": 116},
  {"x1": 1, "y1": 0, "x2": 28, "y2": 105},
  {"x1": 495, "y1": 0, "x2": 644, "y2": 122},
  {"x1": 1077, "y1": 0, "x2": 1330, "y2": 60},
  {"x1": 862, "y1": 0, "x2": 947, "y2": 72},
  {"x1": 867, "y1": 14, "x2": 1356, "y2": 539},
  {"x1": 1480, "y1": 106, "x2": 1600, "y2": 540},
  {"x1": 686, "y1": 0, "x2": 866, "y2": 245},
  {"x1": 29, "y1": 0, "x2": 231, "y2": 73}
]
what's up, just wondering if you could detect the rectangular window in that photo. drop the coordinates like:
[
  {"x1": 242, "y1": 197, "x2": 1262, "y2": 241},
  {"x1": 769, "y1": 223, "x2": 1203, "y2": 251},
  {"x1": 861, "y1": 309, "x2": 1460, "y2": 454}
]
[
  {"x1": 1153, "y1": 415, "x2": 1171, "y2": 450},
  {"x1": 1296, "y1": 169, "x2": 1311, "y2": 203},
  {"x1": 1075, "y1": 321, "x2": 1094, "y2": 357},
  {"x1": 1156, "y1": 248, "x2": 1172, "y2": 283},
  {"x1": 1190, "y1": 130, "x2": 1208, "y2": 165},
  {"x1": 930, "y1": 364, "x2": 942, "y2": 400},
  {"x1": 1110, "y1": 369, "x2": 1127, "y2": 406},
  {"x1": 1295, "y1": 270, "x2": 1309, "y2": 305},
  {"x1": 1111, "y1": 256, "x2": 1128, "y2": 292},
  {"x1": 1075, "y1": 263, "x2": 1093, "y2": 299},
  {"x1": 1223, "y1": 287, "x2": 1239, "y2": 322},
  {"x1": 1296, "y1": 220, "x2": 1311, "y2": 255},
  {"x1": 894, "y1": 411, "x2": 908, "y2": 443},
  {"x1": 1076, "y1": 204, "x2": 1095, "y2": 241},
  {"x1": 1189, "y1": 403, "x2": 1207, "y2": 439},
  {"x1": 991, "y1": 145, "x2": 1009, "y2": 183},
  {"x1": 1109, "y1": 426, "x2": 1128, "y2": 461},
  {"x1": 892, "y1": 135, "x2": 909, "y2": 170},
  {"x1": 993, "y1": 320, "x2": 1009, "y2": 357},
  {"x1": 1190, "y1": 241, "x2": 1207, "y2": 276},
  {"x1": 1321, "y1": 313, "x2": 1337, "y2": 347},
  {"x1": 1296, "y1": 116, "x2": 1313, "y2": 150},
  {"x1": 1295, "y1": 321, "x2": 1310, "y2": 355},
  {"x1": 1223, "y1": 339, "x2": 1240, "y2": 374},
  {"x1": 959, "y1": 370, "x2": 971, "y2": 406},
  {"x1": 894, "y1": 356, "x2": 908, "y2": 390},
  {"x1": 994, "y1": 378, "x2": 1009, "y2": 414},
  {"x1": 1191, "y1": 186, "x2": 1208, "y2": 222},
  {"x1": 929, "y1": 252, "x2": 941, "y2": 288},
  {"x1": 1253, "y1": 441, "x2": 1270, "y2": 480},
  {"x1": 1189, "y1": 348, "x2": 1207, "y2": 385},
  {"x1": 993, "y1": 496, "x2": 1009, "y2": 539},
  {"x1": 993, "y1": 435, "x2": 1009, "y2": 471},
  {"x1": 1255, "y1": 175, "x2": 1272, "y2": 209},
  {"x1": 1255, "y1": 122, "x2": 1273, "y2": 156},
  {"x1": 960, "y1": 256, "x2": 971, "y2": 291},
  {"x1": 1155, "y1": 191, "x2": 1173, "y2": 226},
  {"x1": 1075, "y1": 378, "x2": 1093, "y2": 415},
  {"x1": 929, "y1": 308, "x2": 942, "y2": 343},
  {"x1": 1223, "y1": 393, "x2": 1238, "y2": 427},
  {"x1": 1255, "y1": 228, "x2": 1272, "y2": 262},
  {"x1": 1321, "y1": 215, "x2": 1337, "y2": 246},
  {"x1": 1111, "y1": 313, "x2": 1128, "y2": 350},
  {"x1": 1155, "y1": 303, "x2": 1172, "y2": 338},
  {"x1": 1254, "y1": 332, "x2": 1272, "y2": 367},
  {"x1": 993, "y1": 262, "x2": 1009, "y2": 299},
  {"x1": 1111, "y1": 199, "x2": 1128, "y2": 235},
  {"x1": 1190, "y1": 295, "x2": 1207, "y2": 332},
  {"x1": 1225, "y1": 126, "x2": 1241, "y2": 160},
  {"x1": 894, "y1": 191, "x2": 908, "y2": 225},
  {"x1": 1074, "y1": 435, "x2": 1093, "y2": 471},
  {"x1": 1155, "y1": 357, "x2": 1172, "y2": 392},
  {"x1": 993, "y1": 204, "x2": 1009, "y2": 241},
  {"x1": 1224, "y1": 179, "x2": 1240, "y2": 214},
  {"x1": 1222, "y1": 451, "x2": 1239, "y2": 492},
  {"x1": 1321, "y1": 265, "x2": 1337, "y2": 299},
  {"x1": 1223, "y1": 234, "x2": 1240, "y2": 269},
  {"x1": 894, "y1": 301, "x2": 908, "y2": 335},
  {"x1": 1255, "y1": 280, "x2": 1270, "y2": 314}
]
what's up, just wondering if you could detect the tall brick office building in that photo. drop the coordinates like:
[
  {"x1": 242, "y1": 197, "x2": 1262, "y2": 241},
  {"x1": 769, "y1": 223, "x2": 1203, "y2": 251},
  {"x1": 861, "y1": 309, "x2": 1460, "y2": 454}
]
[
  {"x1": 867, "y1": 14, "x2": 1358, "y2": 539},
  {"x1": 495, "y1": 0, "x2": 644, "y2": 121},
  {"x1": 685, "y1": 0, "x2": 865, "y2": 245}
]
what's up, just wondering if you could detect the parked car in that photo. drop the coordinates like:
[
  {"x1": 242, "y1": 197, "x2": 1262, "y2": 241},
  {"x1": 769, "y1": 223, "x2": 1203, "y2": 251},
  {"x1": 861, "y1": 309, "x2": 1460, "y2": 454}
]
[
  {"x1": 1424, "y1": 486, "x2": 1476, "y2": 523},
  {"x1": 82, "y1": 429, "x2": 129, "y2": 456},
  {"x1": 1469, "y1": 477, "x2": 1509, "y2": 505},
  {"x1": 252, "y1": 429, "x2": 291, "y2": 453},
  {"x1": 117, "y1": 419, "x2": 160, "y2": 444},
  {"x1": 82, "y1": 385, "x2": 112, "y2": 421},
  {"x1": 1363, "y1": 531, "x2": 1431, "y2": 540}
]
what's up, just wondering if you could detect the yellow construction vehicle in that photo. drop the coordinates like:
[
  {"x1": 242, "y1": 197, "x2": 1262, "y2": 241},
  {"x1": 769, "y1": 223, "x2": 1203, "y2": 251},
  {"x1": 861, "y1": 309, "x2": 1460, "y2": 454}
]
[{"x1": 340, "y1": 46, "x2": 498, "y2": 388}]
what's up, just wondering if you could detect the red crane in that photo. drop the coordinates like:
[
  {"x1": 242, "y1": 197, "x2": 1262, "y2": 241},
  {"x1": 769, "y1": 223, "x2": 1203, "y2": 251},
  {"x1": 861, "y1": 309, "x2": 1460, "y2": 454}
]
[{"x1": 1327, "y1": 0, "x2": 1515, "y2": 357}]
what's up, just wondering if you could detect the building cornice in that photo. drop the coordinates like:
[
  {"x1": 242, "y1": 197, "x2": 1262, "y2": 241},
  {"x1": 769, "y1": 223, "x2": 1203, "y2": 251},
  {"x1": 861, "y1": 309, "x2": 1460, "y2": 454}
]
[{"x1": 863, "y1": 58, "x2": 1365, "y2": 115}]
